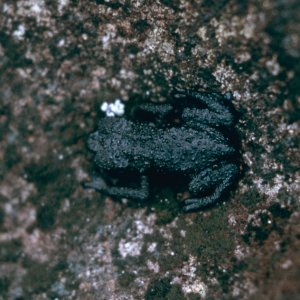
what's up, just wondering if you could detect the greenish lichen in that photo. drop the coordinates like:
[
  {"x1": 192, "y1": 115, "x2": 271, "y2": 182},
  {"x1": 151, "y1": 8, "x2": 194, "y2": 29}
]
[
  {"x1": 183, "y1": 207, "x2": 235, "y2": 264},
  {"x1": 145, "y1": 277, "x2": 184, "y2": 300},
  {"x1": 239, "y1": 188, "x2": 261, "y2": 208}
]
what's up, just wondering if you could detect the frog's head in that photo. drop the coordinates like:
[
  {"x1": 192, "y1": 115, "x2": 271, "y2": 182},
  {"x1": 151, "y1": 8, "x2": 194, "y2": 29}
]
[
  {"x1": 88, "y1": 117, "x2": 132, "y2": 170},
  {"x1": 99, "y1": 117, "x2": 132, "y2": 135}
]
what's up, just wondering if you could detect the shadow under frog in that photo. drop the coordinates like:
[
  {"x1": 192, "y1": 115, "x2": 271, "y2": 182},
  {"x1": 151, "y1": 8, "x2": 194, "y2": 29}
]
[{"x1": 85, "y1": 89, "x2": 241, "y2": 212}]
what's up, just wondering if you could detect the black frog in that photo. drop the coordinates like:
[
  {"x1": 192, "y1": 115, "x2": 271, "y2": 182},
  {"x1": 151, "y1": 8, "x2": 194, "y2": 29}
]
[{"x1": 85, "y1": 89, "x2": 240, "y2": 211}]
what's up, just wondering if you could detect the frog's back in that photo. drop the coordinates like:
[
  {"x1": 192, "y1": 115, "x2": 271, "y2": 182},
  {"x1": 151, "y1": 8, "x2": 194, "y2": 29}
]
[{"x1": 139, "y1": 125, "x2": 235, "y2": 172}]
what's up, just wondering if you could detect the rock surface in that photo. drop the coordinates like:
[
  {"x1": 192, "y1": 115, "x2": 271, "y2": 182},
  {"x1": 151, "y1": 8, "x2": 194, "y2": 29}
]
[{"x1": 0, "y1": 1, "x2": 299, "y2": 299}]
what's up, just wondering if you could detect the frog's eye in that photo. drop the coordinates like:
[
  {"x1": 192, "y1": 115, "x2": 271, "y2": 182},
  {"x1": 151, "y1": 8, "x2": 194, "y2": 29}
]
[{"x1": 87, "y1": 132, "x2": 102, "y2": 152}]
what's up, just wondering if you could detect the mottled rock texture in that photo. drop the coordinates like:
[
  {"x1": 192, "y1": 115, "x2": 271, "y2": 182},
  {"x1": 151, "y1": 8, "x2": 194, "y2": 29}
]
[{"x1": 0, "y1": 0, "x2": 299, "y2": 299}]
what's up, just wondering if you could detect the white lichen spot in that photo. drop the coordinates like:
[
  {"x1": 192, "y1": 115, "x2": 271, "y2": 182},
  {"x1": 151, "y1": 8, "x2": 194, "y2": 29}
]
[
  {"x1": 243, "y1": 152, "x2": 254, "y2": 167},
  {"x1": 232, "y1": 278, "x2": 258, "y2": 298},
  {"x1": 102, "y1": 34, "x2": 110, "y2": 46},
  {"x1": 135, "y1": 219, "x2": 154, "y2": 235},
  {"x1": 234, "y1": 52, "x2": 251, "y2": 64},
  {"x1": 234, "y1": 244, "x2": 249, "y2": 260},
  {"x1": 182, "y1": 256, "x2": 197, "y2": 278},
  {"x1": 253, "y1": 174, "x2": 285, "y2": 198},
  {"x1": 228, "y1": 214, "x2": 237, "y2": 226},
  {"x1": 119, "y1": 68, "x2": 137, "y2": 80},
  {"x1": 147, "y1": 260, "x2": 160, "y2": 273},
  {"x1": 3, "y1": 3, "x2": 10, "y2": 13},
  {"x1": 242, "y1": 13, "x2": 258, "y2": 39},
  {"x1": 142, "y1": 28, "x2": 174, "y2": 62},
  {"x1": 118, "y1": 213, "x2": 156, "y2": 258},
  {"x1": 213, "y1": 62, "x2": 236, "y2": 90},
  {"x1": 100, "y1": 24, "x2": 117, "y2": 49},
  {"x1": 31, "y1": 2, "x2": 42, "y2": 14},
  {"x1": 118, "y1": 240, "x2": 142, "y2": 258},
  {"x1": 214, "y1": 21, "x2": 237, "y2": 46},
  {"x1": 13, "y1": 24, "x2": 26, "y2": 40},
  {"x1": 197, "y1": 26, "x2": 209, "y2": 41},
  {"x1": 57, "y1": 0, "x2": 69, "y2": 13},
  {"x1": 182, "y1": 279, "x2": 207, "y2": 297},
  {"x1": 147, "y1": 242, "x2": 157, "y2": 253},
  {"x1": 172, "y1": 255, "x2": 208, "y2": 298},
  {"x1": 266, "y1": 56, "x2": 281, "y2": 76},
  {"x1": 161, "y1": 42, "x2": 174, "y2": 55},
  {"x1": 101, "y1": 99, "x2": 125, "y2": 117},
  {"x1": 17, "y1": 0, "x2": 50, "y2": 23},
  {"x1": 180, "y1": 230, "x2": 186, "y2": 238}
]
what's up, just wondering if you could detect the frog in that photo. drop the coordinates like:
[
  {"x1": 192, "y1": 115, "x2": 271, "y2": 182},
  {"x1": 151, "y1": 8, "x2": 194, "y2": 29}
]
[{"x1": 85, "y1": 88, "x2": 240, "y2": 212}]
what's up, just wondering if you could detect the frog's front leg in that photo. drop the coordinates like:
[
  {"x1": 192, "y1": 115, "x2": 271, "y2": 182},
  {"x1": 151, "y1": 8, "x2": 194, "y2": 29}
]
[
  {"x1": 184, "y1": 163, "x2": 239, "y2": 212},
  {"x1": 84, "y1": 175, "x2": 150, "y2": 200},
  {"x1": 173, "y1": 88, "x2": 236, "y2": 128}
]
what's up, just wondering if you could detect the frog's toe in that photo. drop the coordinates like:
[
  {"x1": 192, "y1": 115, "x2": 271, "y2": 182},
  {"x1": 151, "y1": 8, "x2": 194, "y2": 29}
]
[
  {"x1": 182, "y1": 197, "x2": 212, "y2": 212},
  {"x1": 172, "y1": 89, "x2": 186, "y2": 99},
  {"x1": 83, "y1": 176, "x2": 108, "y2": 191}
]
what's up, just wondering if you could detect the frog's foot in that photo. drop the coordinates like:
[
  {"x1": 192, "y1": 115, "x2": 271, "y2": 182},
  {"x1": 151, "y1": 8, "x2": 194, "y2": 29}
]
[
  {"x1": 172, "y1": 88, "x2": 235, "y2": 128},
  {"x1": 85, "y1": 176, "x2": 150, "y2": 201},
  {"x1": 184, "y1": 163, "x2": 239, "y2": 212}
]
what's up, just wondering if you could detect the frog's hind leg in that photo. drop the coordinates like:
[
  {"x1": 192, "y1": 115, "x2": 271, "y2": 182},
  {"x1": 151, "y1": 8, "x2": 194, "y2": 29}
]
[
  {"x1": 172, "y1": 88, "x2": 236, "y2": 128},
  {"x1": 131, "y1": 102, "x2": 174, "y2": 125},
  {"x1": 184, "y1": 163, "x2": 239, "y2": 212},
  {"x1": 84, "y1": 175, "x2": 150, "y2": 201}
]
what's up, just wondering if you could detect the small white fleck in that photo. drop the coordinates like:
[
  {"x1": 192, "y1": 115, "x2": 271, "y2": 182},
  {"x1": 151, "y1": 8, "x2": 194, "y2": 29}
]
[
  {"x1": 13, "y1": 24, "x2": 26, "y2": 39},
  {"x1": 266, "y1": 56, "x2": 281, "y2": 76},
  {"x1": 180, "y1": 230, "x2": 186, "y2": 237},
  {"x1": 58, "y1": 39, "x2": 65, "y2": 47},
  {"x1": 147, "y1": 242, "x2": 157, "y2": 253},
  {"x1": 228, "y1": 214, "x2": 237, "y2": 226},
  {"x1": 102, "y1": 34, "x2": 110, "y2": 46},
  {"x1": 281, "y1": 259, "x2": 292, "y2": 269},
  {"x1": 3, "y1": 4, "x2": 9, "y2": 13}
]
